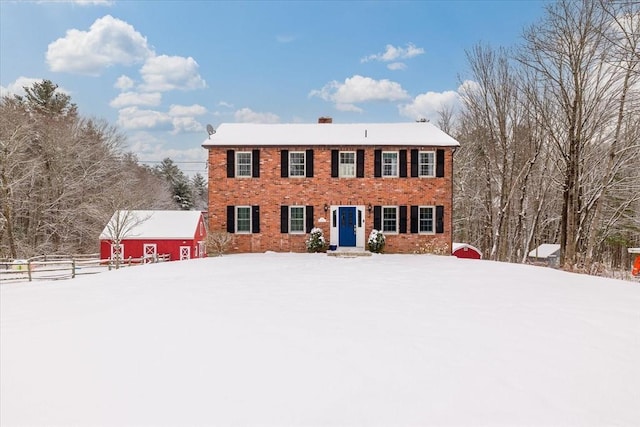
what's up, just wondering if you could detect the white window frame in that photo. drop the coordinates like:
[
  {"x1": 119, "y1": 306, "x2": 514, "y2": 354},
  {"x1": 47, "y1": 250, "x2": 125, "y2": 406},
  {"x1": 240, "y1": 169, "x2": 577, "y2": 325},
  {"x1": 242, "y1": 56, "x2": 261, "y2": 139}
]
[
  {"x1": 289, "y1": 151, "x2": 306, "y2": 177},
  {"x1": 339, "y1": 151, "x2": 356, "y2": 178},
  {"x1": 289, "y1": 206, "x2": 305, "y2": 234},
  {"x1": 418, "y1": 206, "x2": 435, "y2": 234},
  {"x1": 419, "y1": 151, "x2": 435, "y2": 178},
  {"x1": 235, "y1": 206, "x2": 252, "y2": 234},
  {"x1": 382, "y1": 151, "x2": 398, "y2": 177},
  {"x1": 236, "y1": 151, "x2": 252, "y2": 178},
  {"x1": 382, "y1": 206, "x2": 398, "y2": 234}
]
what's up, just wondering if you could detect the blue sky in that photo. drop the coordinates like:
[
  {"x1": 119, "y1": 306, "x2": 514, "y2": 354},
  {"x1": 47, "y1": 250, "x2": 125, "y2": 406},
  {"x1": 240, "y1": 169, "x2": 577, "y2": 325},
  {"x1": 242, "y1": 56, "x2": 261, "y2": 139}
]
[{"x1": 0, "y1": 0, "x2": 547, "y2": 176}]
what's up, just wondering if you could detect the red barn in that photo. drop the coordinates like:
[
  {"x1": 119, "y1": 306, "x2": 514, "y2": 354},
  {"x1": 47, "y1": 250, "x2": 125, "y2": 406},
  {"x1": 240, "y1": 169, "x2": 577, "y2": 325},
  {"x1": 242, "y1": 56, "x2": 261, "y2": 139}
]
[
  {"x1": 99, "y1": 210, "x2": 207, "y2": 262},
  {"x1": 452, "y1": 242, "x2": 482, "y2": 259}
]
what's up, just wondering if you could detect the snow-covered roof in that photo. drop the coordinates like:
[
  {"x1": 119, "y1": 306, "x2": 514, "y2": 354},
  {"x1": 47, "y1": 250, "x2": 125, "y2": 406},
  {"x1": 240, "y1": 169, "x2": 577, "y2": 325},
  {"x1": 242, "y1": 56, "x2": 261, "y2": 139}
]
[
  {"x1": 202, "y1": 122, "x2": 461, "y2": 147},
  {"x1": 528, "y1": 244, "x2": 561, "y2": 259},
  {"x1": 452, "y1": 242, "x2": 482, "y2": 254},
  {"x1": 99, "y1": 210, "x2": 203, "y2": 240}
]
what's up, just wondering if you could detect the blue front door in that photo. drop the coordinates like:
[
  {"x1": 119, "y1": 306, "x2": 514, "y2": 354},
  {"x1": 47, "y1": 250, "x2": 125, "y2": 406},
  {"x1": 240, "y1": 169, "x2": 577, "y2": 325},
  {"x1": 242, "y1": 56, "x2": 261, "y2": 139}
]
[{"x1": 338, "y1": 207, "x2": 357, "y2": 247}]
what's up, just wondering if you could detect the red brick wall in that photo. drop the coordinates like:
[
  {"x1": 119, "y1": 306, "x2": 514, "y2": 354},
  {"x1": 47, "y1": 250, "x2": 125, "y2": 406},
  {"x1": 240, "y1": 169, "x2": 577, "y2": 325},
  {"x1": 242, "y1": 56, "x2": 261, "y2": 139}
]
[{"x1": 207, "y1": 145, "x2": 454, "y2": 254}]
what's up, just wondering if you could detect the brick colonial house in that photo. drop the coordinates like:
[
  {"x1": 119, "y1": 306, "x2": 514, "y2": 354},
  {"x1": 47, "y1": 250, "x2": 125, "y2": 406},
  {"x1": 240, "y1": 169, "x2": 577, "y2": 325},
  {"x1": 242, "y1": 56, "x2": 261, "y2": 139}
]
[{"x1": 203, "y1": 119, "x2": 460, "y2": 253}]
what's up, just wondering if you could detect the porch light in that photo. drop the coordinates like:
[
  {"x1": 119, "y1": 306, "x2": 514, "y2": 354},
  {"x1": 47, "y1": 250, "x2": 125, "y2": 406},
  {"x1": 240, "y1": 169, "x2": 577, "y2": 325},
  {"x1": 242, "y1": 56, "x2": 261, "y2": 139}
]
[
  {"x1": 368, "y1": 204, "x2": 372, "y2": 213},
  {"x1": 324, "y1": 204, "x2": 329, "y2": 212}
]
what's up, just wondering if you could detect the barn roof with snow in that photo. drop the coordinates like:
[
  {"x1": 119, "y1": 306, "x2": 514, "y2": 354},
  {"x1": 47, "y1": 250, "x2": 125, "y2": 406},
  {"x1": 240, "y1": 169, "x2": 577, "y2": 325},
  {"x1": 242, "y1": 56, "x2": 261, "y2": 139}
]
[
  {"x1": 528, "y1": 244, "x2": 561, "y2": 259},
  {"x1": 99, "y1": 210, "x2": 203, "y2": 240},
  {"x1": 201, "y1": 122, "x2": 461, "y2": 147}
]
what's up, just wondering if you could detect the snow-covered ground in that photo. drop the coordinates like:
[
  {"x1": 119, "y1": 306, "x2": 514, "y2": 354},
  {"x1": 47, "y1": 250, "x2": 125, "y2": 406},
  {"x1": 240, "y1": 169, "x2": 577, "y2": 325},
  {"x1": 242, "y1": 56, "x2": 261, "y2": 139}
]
[{"x1": 2, "y1": 253, "x2": 639, "y2": 426}]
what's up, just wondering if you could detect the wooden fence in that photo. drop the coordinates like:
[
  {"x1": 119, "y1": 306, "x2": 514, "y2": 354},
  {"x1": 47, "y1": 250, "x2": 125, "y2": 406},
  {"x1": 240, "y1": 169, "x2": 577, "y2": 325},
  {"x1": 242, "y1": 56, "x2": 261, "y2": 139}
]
[{"x1": 0, "y1": 253, "x2": 170, "y2": 283}]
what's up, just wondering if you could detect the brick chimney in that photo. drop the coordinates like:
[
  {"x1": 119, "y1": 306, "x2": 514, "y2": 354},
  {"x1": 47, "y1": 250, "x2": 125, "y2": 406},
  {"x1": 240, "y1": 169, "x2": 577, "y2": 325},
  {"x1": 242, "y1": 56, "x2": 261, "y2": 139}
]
[{"x1": 318, "y1": 117, "x2": 333, "y2": 124}]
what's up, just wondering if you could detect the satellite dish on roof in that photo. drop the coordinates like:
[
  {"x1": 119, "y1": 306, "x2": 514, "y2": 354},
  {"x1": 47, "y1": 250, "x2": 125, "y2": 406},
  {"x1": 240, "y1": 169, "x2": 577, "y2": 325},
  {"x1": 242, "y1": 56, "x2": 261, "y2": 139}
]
[{"x1": 206, "y1": 124, "x2": 216, "y2": 138}]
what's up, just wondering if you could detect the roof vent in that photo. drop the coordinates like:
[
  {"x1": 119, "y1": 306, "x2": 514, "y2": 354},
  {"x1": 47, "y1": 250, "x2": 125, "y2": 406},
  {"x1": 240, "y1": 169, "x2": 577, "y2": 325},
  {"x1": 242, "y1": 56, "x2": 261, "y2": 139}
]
[{"x1": 318, "y1": 117, "x2": 333, "y2": 124}]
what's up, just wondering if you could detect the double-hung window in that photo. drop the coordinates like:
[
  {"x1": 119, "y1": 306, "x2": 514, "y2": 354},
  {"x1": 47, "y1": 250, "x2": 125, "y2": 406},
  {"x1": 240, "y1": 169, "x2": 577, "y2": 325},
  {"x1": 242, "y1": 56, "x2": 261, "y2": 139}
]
[
  {"x1": 382, "y1": 152, "x2": 398, "y2": 177},
  {"x1": 235, "y1": 206, "x2": 251, "y2": 233},
  {"x1": 339, "y1": 152, "x2": 356, "y2": 177},
  {"x1": 289, "y1": 206, "x2": 305, "y2": 233},
  {"x1": 289, "y1": 152, "x2": 306, "y2": 177},
  {"x1": 419, "y1": 206, "x2": 435, "y2": 233},
  {"x1": 382, "y1": 206, "x2": 398, "y2": 233},
  {"x1": 419, "y1": 151, "x2": 435, "y2": 177},
  {"x1": 236, "y1": 152, "x2": 252, "y2": 177}
]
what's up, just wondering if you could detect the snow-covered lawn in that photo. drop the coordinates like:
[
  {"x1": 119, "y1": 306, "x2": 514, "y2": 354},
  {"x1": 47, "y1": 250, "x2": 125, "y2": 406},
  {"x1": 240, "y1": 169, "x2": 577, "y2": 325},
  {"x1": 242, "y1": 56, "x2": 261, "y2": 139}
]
[{"x1": 2, "y1": 253, "x2": 639, "y2": 426}]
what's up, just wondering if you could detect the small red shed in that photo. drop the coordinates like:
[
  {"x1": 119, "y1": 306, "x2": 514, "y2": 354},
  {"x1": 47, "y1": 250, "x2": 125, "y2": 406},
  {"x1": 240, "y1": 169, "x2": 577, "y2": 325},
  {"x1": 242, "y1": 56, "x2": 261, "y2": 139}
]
[
  {"x1": 99, "y1": 210, "x2": 207, "y2": 262},
  {"x1": 452, "y1": 242, "x2": 482, "y2": 259}
]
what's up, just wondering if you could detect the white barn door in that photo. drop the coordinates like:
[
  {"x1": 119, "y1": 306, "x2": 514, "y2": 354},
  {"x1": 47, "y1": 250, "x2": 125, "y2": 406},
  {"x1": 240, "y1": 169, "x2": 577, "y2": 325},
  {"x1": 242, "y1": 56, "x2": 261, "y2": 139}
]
[
  {"x1": 179, "y1": 246, "x2": 190, "y2": 260},
  {"x1": 110, "y1": 243, "x2": 124, "y2": 260},
  {"x1": 143, "y1": 244, "x2": 157, "y2": 263}
]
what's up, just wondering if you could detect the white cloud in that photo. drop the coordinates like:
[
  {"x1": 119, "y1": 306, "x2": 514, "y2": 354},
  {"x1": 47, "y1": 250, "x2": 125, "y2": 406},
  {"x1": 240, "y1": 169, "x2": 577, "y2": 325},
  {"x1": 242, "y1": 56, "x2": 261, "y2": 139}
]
[
  {"x1": 361, "y1": 43, "x2": 425, "y2": 67},
  {"x1": 139, "y1": 55, "x2": 207, "y2": 92},
  {"x1": 46, "y1": 15, "x2": 153, "y2": 75},
  {"x1": 309, "y1": 75, "x2": 410, "y2": 112},
  {"x1": 127, "y1": 131, "x2": 207, "y2": 176},
  {"x1": 110, "y1": 91, "x2": 162, "y2": 108},
  {"x1": 168, "y1": 104, "x2": 207, "y2": 117},
  {"x1": 114, "y1": 75, "x2": 135, "y2": 90},
  {"x1": 170, "y1": 116, "x2": 204, "y2": 134},
  {"x1": 116, "y1": 106, "x2": 171, "y2": 130},
  {"x1": 398, "y1": 83, "x2": 469, "y2": 122},
  {"x1": 0, "y1": 76, "x2": 44, "y2": 98},
  {"x1": 116, "y1": 103, "x2": 208, "y2": 134},
  {"x1": 387, "y1": 62, "x2": 407, "y2": 71},
  {"x1": 218, "y1": 101, "x2": 234, "y2": 109},
  {"x1": 234, "y1": 107, "x2": 280, "y2": 123}
]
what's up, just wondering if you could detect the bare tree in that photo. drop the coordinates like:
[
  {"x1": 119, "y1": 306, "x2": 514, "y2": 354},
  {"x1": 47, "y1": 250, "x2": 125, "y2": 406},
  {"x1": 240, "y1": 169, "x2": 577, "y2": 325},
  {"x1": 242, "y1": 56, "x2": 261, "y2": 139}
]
[
  {"x1": 517, "y1": 0, "x2": 622, "y2": 268},
  {"x1": 0, "y1": 80, "x2": 178, "y2": 258}
]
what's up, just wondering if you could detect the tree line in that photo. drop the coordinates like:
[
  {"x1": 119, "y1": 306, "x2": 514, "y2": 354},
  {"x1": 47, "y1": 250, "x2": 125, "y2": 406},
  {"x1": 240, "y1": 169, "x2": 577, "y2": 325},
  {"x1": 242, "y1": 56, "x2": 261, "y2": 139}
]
[
  {"x1": 451, "y1": 0, "x2": 639, "y2": 272},
  {"x1": 0, "y1": 80, "x2": 207, "y2": 258}
]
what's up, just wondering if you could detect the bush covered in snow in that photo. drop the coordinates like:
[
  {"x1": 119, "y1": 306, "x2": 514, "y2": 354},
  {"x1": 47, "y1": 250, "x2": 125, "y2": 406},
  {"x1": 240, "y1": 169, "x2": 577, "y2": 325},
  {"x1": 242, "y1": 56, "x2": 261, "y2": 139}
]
[
  {"x1": 368, "y1": 229, "x2": 385, "y2": 253},
  {"x1": 306, "y1": 227, "x2": 327, "y2": 253}
]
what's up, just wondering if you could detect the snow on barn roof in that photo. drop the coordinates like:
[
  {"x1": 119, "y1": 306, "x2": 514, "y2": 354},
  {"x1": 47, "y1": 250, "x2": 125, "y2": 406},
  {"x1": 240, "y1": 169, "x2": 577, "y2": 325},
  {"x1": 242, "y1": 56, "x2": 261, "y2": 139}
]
[
  {"x1": 202, "y1": 122, "x2": 461, "y2": 147},
  {"x1": 452, "y1": 242, "x2": 482, "y2": 254},
  {"x1": 528, "y1": 244, "x2": 561, "y2": 259},
  {"x1": 99, "y1": 210, "x2": 203, "y2": 240}
]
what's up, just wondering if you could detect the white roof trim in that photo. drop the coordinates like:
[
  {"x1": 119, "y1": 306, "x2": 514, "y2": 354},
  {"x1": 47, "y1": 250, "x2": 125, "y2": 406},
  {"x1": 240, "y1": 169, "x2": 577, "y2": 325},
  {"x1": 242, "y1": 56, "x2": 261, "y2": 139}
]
[{"x1": 202, "y1": 122, "x2": 460, "y2": 147}]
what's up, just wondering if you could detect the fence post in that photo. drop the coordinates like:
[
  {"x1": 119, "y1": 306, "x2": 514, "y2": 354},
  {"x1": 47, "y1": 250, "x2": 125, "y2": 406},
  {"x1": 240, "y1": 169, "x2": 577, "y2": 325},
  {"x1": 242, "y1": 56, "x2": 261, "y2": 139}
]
[
  {"x1": 72, "y1": 260, "x2": 76, "y2": 279},
  {"x1": 27, "y1": 260, "x2": 32, "y2": 282}
]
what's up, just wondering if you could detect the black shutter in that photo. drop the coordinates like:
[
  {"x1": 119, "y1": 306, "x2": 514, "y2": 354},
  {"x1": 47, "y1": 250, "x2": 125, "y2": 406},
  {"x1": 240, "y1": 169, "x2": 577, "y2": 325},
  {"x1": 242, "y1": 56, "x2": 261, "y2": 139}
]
[
  {"x1": 399, "y1": 150, "x2": 407, "y2": 178},
  {"x1": 331, "y1": 150, "x2": 339, "y2": 177},
  {"x1": 436, "y1": 205, "x2": 444, "y2": 234},
  {"x1": 281, "y1": 150, "x2": 289, "y2": 177},
  {"x1": 356, "y1": 149, "x2": 365, "y2": 178},
  {"x1": 226, "y1": 150, "x2": 235, "y2": 178},
  {"x1": 306, "y1": 149, "x2": 314, "y2": 178},
  {"x1": 252, "y1": 205, "x2": 260, "y2": 233},
  {"x1": 399, "y1": 205, "x2": 407, "y2": 233},
  {"x1": 252, "y1": 149, "x2": 260, "y2": 178},
  {"x1": 306, "y1": 206, "x2": 314, "y2": 233},
  {"x1": 374, "y1": 150, "x2": 382, "y2": 177},
  {"x1": 280, "y1": 205, "x2": 289, "y2": 233},
  {"x1": 410, "y1": 205, "x2": 419, "y2": 233},
  {"x1": 373, "y1": 206, "x2": 382, "y2": 230},
  {"x1": 226, "y1": 206, "x2": 235, "y2": 233},
  {"x1": 410, "y1": 149, "x2": 418, "y2": 177},
  {"x1": 436, "y1": 149, "x2": 445, "y2": 178}
]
